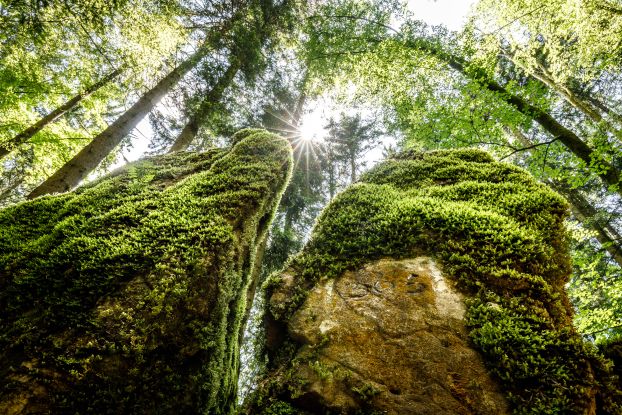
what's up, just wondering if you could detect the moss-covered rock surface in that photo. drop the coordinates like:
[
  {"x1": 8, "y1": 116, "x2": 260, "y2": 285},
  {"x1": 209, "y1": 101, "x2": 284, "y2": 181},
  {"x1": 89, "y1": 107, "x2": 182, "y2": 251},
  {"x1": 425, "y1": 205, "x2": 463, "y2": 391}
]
[
  {"x1": 0, "y1": 129, "x2": 292, "y2": 414},
  {"x1": 249, "y1": 149, "x2": 621, "y2": 414}
]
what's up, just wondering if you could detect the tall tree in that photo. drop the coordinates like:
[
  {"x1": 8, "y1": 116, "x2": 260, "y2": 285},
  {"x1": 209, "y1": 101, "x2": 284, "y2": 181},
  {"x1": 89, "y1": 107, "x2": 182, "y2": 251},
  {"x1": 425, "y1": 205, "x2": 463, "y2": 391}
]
[
  {"x1": 168, "y1": 57, "x2": 242, "y2": 152},
  {"x1": 28, "y1": 45, "x2": 211, "y2": 198},
  {"x1": 168, "y1": 0, "x2": 299, "y2": 152},
  {"x1": 0, "y1": 0, "x2": 188, "y2": 200},
  {"x1": 0, "y1": 67, "x2": 124, "y2": 159},
  {"x1": 326, "y1": 113, "x2": 380, "y2": 182}
]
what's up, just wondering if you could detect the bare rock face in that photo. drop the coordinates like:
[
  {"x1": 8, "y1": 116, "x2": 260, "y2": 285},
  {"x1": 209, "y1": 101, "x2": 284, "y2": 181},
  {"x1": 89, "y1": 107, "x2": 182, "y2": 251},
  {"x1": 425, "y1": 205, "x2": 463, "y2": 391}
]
[
  {"x1": 0, "y1": 129, "x2": 292, "y2": 414},
  {"x1": 287, "y1": 257, "x2": 508, "y2": 414}
]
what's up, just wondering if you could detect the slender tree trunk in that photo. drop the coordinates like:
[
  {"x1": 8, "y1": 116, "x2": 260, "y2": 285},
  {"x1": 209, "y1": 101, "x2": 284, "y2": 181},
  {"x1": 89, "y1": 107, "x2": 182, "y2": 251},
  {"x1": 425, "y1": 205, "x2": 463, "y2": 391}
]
[
  {"x1": 410, "y1": 40, "x2": 621, "y2": 192},
  {"x1": 291, "y1": 71, "x2": 309, "y2": 128},
  {"x1": 581, "y1": 92, "x2": 622, "y2": 126},
  {"x1": 28, "y1": 46, "x2": 210, "y2": 199},
  {"x1": 167, "y1": 57, "x2": 242, "y2": 153},
  {"x1": 505, "y1": 126, "x2": 622, "y2": 268},
  {"x1": 349, "y1": 152, "x2": 356, "y2": 183},
  {"x1": 502, "y1": 51, "x2": 622, "y2": 138},
  {"x1": 291, "y1": 90, "x2": 307, "y2": 129},
  {"x1": 534, "y1": 66, "x2": 605, "y2": 124},
  {"x1": 552, "y1": 181, "x2": 622, "y2": 268},
  {"x1": 328, "y1": 151, "x2": 336, "y2": 199},
  {"x1": 0, "y1": 68, "x2": 123, "y2": 159}
]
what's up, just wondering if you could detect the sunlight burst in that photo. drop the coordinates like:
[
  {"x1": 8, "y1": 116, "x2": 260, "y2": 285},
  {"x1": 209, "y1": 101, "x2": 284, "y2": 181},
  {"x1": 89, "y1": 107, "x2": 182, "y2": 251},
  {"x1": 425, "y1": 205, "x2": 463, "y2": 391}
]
[{"x1": 262, "y1": 103, "x2": 331, "y2": 177}]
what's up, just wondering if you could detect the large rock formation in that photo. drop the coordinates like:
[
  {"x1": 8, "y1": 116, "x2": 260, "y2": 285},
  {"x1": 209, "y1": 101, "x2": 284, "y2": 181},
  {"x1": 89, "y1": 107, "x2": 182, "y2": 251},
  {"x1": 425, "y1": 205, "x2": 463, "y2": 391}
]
[
  {"x1": 0, "y1": 129, "x2": 292, "y2": 414},
  {"x1": 247, "y1": 149, "x2": 621, "y2": 414}
]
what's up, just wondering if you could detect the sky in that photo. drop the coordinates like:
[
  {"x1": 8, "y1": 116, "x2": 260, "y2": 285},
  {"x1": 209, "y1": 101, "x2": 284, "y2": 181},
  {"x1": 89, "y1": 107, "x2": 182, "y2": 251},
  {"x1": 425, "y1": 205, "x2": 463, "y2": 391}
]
[
  {"x1": 112, "y1": 0, "x2": 478, "y2": 170},
  {"x1": 407, "y1": 0, "x2": 477, "y2": 31},
  {"x1": 297, "y1": 0, "x2": 478, "y2": 164}
]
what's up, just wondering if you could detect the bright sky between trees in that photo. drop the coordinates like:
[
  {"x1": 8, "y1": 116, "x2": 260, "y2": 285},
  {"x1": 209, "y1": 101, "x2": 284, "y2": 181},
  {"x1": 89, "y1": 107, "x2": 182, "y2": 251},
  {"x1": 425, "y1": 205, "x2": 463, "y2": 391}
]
[
  {"x1": 407, "y1": 0, "x2": 477, "y2": 31},
  {"x1": 118, "y1": 0, "x2": 478, "y2": 169},
  {"x1": 296, "y1": 0, "x2": 478, "y2": 162}
]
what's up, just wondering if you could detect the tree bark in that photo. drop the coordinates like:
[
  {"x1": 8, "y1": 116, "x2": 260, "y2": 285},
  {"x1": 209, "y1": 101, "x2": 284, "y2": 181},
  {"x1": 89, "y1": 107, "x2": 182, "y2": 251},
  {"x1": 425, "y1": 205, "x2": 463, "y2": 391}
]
[
  {"x1": 349, "y1": 151, "x2": 356, "y2": 182},
  {"x1": 533, "y1": 65, "x2": 604, "y2": 124},
  {"x1": 501, "y1": 50, "x2": 622, "y2": 139},
  {"x1": 408, "y1": 40, "x2": 622, "y2": 193},
  {"x1": 167, "y1": 57, "x2": 242, "y2": 153},
  {"x1": 0, "y1": 67, "x2": 123, "y2": 159},
  {"x1": 290, "y1": 71, "x2": 309, "y2": 128},
  {"x1": 552, "y1": 181, "x2": 622, "y2": 268},
  {"x1": 28, "y1": 46, "x2": 210, "y2": 199}
]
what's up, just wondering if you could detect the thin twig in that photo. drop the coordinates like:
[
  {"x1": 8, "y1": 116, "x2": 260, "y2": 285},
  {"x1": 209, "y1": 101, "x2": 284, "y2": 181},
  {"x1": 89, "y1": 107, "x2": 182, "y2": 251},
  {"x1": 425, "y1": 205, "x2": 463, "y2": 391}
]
[
  {"x1": 583, "y1": 323, "x2": 622, "y2": 336},
  {"x1": 499, "y1": 138, "x2": 559, "y2": 160}
]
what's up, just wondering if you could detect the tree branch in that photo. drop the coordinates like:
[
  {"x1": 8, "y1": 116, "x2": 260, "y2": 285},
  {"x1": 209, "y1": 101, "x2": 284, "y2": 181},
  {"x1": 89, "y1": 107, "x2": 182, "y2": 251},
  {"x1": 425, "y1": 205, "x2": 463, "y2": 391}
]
[{"x1": 499, "y1": 138, "x2": 559, "y2": 160}]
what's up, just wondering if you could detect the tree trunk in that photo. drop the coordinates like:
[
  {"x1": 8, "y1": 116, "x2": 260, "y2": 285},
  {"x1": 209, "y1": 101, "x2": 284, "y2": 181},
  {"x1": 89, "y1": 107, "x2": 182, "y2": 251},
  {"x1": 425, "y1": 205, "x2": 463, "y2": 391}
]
[
  {"x1": 349, "y1": 152, "x2": 356, "y2": 183},
  {"x1": 167, "y1": 57, "x2": 242, "y2": 153},
  {"x1": 0, "y1": 67, "x2": 123, "y2": 159},
  {"x1": 291, "y1": 71, "x2": 309, "y2": 128},
  {"x1": 534, "y1": 66, "x2": 605, "y2": 124},
  {"x1": 327, "y1": 146, "x2": 337, "y2": 199},
  {"x1": 408, "y1": 39, "x2": 622, "y2": 193},
  {"x1": 505, "y1": 126, "x2": 622, "y2": 268},
  {"x1": 28, "y1": 46, "x2": 210, "y2": 199},
  {"x1": 502, "y1": 50, "x2": 622, "y2": 139},
  {"x1": 552, "y1": 181, "x2": 622, "y2": 268}
]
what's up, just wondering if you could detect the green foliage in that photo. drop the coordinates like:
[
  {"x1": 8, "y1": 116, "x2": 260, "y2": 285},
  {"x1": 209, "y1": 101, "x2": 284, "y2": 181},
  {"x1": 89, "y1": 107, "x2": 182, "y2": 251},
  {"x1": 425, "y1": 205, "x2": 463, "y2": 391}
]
[
  {"x1": 0, "y1": 0, "x2": 188, "y2": 197},
  {"x1": 325, "y1": 112, "x2": 382, "y2": 182},
  {"x1": 351, "y1": 383, "x2": 381, "y2": 402},
  {"x1": 0, "y1": 129, "x2": 292, "y2": 413},
  {"x1": 473, "y1": 0, "x2": 622, "y2": 82},
  {"x1": 259, "y1": 401, "x2": 300, "y2": 415},
  {"x1": 267, "y1": 149, "x2": 621, "y2": 413},
  {"x1": 566, "y1": 220, "x2": 622, "y2": 342}
]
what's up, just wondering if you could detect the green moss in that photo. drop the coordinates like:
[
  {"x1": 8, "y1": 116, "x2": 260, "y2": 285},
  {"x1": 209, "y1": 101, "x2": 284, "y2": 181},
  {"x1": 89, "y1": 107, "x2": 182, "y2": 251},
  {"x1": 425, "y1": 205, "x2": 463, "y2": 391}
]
[
  {"x1": 351, "y1": 383, "x2": 381, "y2": 402},
  {"x1": 266, "y1": 149, "x2": 621, "y2": 413},
  {"x1": 258, "y1": 401, "x2": 301, "y2": 415},
  {"x1": 0, "y1": 129, "x2": 292, "y2": 414}
]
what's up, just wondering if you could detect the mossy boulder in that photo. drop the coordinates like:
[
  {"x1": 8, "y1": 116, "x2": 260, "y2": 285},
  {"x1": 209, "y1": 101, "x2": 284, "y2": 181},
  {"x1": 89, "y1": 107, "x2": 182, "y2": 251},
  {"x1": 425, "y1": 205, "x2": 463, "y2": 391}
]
[
  {"x1": 0, "y1": 129, "x2": 292, "y2": 414},
  {"x1": 247, "y1": 149, "x2": 621, "y2": 414}
]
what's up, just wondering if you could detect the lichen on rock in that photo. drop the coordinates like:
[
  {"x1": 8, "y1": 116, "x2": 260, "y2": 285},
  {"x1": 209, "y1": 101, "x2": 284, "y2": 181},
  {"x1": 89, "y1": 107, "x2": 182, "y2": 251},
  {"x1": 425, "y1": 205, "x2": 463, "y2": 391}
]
[
  {"x1": 247, "y1": 149, "x2": 621, "y2": 414},
  {"x1": 0, "y1": 129, "x2": 292, "y2": 414}
]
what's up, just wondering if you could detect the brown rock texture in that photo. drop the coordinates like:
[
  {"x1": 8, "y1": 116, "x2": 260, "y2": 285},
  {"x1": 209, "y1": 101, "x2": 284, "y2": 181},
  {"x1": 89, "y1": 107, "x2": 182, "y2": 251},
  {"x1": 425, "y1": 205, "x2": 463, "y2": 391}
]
[{"x1": 287, "y1": 257, "x2": 509, "y2": 414}]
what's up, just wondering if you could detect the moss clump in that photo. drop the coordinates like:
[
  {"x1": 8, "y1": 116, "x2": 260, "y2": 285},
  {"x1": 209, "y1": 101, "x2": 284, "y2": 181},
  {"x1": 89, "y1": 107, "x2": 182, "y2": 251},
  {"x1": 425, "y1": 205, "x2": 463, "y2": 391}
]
[
  {"x1": 263, "y1": 149, "x2": 621, "y2": 413},
  {"x1": 0, "y1": 129, "x2": 292, "y2": 414}
]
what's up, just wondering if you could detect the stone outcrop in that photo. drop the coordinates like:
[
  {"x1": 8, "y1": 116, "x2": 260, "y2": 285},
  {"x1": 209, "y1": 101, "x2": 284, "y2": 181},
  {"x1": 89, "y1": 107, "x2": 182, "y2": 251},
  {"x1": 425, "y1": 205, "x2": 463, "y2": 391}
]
[
  {"x1": 286, "y1": 257, "x2": 509, "y2": 414},
  {"x1": 247, "y1": 149, "x2": 621, "y2": 414},
  {"x1": 0, "y1": 129, "x2": 292, "y2": 414}
]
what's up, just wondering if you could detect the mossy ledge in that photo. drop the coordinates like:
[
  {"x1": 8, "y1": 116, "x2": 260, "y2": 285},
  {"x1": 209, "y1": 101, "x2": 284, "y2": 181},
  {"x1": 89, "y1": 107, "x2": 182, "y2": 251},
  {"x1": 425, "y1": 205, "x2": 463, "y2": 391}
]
[
  {"x1": 251, "y1": 149, "x2": 621, "y2": 414},
  {"x1": 0, "y1": 129, "x2": 292, "y2": 414}
]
